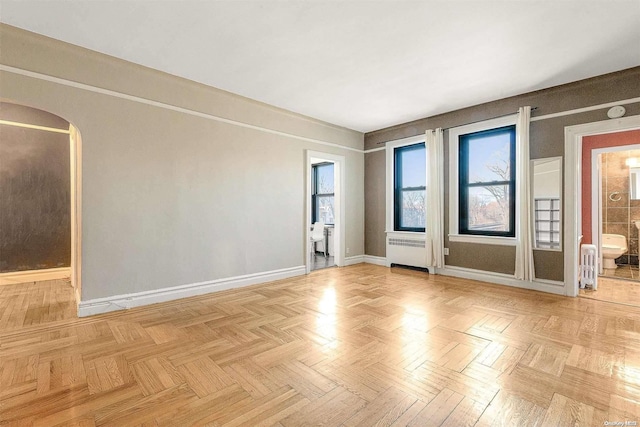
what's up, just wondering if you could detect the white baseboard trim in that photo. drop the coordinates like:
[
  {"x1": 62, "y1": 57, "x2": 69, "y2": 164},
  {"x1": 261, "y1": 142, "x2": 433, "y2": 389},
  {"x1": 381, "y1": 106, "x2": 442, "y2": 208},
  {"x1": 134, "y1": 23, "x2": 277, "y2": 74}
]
[
  {"x1": 344, "y1": 257, "x2": 567, "y2": 296},
  {"x1": 344, "y1": 255, "x2": 365, "y2": 266},
  {"x1": 78, "y1": 265, "x2": 306, "y2": 317},
  {"x1": 363, "y1": 255, "x2": 387, "y2": 266},
  {"x1": 0, "y1": 267, "x2": 71, "y2": 286},
  {"x1": 434, "y1": 265, "x2": 567, "y2": 296},
  {"x1": 533, "y1": 277, "x2": 565, "y2": 287},
  {"x1": 345, "y1": 255, "x2": 388, "y2": 266}
]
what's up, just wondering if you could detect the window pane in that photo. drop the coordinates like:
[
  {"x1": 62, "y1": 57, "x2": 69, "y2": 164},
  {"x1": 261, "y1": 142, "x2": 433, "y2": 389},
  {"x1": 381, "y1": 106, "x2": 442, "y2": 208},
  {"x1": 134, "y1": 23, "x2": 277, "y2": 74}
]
[
  {"x1": 394, "y1": 143, "x2": 426, "y2": 232},
  {"x1": 467, "y1": 132, "x2": 511, "y2": 183},
  {"x1": 317, "y1": 195, "x2": 334, "y2": 224},
  {"x1": 316, "y1": 164, "x2": 334, "y2": 194},
  {"x1": 467, "y1": 186, "x2": 510, "y2": 231},
  {"x1": 400, "y1": 146, "x2": 426, "y2": 188},
  {"x1": 401, "y1": 189, "x2": 425, "y2": 229}
]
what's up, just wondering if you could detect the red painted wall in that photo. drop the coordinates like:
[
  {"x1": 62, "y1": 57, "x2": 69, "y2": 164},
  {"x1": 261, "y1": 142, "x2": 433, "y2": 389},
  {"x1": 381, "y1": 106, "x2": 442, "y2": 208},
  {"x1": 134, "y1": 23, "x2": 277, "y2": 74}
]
[{"x1": 581, "y1": 129, "x2": 640, "y2": 244}]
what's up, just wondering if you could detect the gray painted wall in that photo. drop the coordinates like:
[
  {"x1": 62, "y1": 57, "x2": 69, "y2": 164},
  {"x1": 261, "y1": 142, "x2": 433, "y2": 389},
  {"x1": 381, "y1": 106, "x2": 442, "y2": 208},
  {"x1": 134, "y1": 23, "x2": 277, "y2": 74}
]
[
  {"x1": 0, "y1": 127, "x2": 70, "y2": 273},
  {"x1": 365, "y1": 67, "x2": 640, "y2": 281},
  {"x1": 0, "y1": 25, "x2": 364, "y2": 300},
  {"x1": 0, "y1": 103, "x2": 71, "y2": 273}
]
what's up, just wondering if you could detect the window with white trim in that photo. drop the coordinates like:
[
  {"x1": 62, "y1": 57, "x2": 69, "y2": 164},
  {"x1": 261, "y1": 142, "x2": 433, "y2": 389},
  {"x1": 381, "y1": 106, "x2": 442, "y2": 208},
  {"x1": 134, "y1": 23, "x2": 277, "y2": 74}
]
[
  {"x1": 394, "y1": 143, "x2": 426, "y2": 232},
  {"x1": 449, "y1": 116, "x2": 518, "y2": 245},
  {"x1": 459, "y1": 125, "x2": 516, "y2": 236},
  {"x1": 385, "y1": 135, "x2": 426, "y2": 234}
]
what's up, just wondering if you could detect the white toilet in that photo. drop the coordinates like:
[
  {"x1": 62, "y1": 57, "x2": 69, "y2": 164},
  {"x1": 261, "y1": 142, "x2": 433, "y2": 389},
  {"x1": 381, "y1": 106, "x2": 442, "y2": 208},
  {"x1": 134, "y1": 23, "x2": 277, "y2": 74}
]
[{"x1": 601, "y1": 234, "x2": 627, "y2": 269}]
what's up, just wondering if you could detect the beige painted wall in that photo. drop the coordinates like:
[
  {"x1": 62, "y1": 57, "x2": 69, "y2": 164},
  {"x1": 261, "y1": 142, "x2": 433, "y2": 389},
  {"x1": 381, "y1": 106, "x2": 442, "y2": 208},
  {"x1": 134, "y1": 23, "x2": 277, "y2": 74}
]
[
  {"x1": 365, "y1": 67, "x2": 640, "y2": 281},
  {"x1": 0, "y1": 25, "x2": 364, "y2": 301}
]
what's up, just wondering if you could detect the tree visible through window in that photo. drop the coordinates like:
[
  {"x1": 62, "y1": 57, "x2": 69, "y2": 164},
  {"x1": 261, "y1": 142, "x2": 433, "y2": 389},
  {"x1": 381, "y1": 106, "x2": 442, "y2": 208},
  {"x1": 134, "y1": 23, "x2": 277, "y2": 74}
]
[
  {"x1": 459, "y1": 125, "x2": 516, "y2": 236},
  {"x1": 394, "y1": 143, "x2": 426, "y2": 232},
  {"x1": 312, "y1": 163, "x2": 334, "y2": 225}
]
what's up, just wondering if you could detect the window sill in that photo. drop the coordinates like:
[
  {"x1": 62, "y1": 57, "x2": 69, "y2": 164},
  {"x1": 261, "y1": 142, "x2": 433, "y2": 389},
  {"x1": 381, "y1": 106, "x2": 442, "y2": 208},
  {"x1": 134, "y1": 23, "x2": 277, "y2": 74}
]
[{"x1": 448, "y1": 234, "x2": 517, "y2": 246}]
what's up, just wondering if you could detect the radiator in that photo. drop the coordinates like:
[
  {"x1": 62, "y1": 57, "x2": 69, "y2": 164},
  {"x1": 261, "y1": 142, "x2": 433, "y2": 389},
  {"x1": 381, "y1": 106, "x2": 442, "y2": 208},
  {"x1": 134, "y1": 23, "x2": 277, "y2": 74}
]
[
  {"x1": 386, "y1": 234, "x2": 427, "y2": 268},
  {"x1": 580, "y1": 244, "x2": 598, "y2": 290}
]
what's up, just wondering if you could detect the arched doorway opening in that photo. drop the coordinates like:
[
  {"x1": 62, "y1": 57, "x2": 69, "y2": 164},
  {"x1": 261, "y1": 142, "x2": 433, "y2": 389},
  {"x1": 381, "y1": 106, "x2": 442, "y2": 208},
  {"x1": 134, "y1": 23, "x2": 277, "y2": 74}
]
[{"x1": 0, "y1": 102, "x2": 82, "y2": 316}]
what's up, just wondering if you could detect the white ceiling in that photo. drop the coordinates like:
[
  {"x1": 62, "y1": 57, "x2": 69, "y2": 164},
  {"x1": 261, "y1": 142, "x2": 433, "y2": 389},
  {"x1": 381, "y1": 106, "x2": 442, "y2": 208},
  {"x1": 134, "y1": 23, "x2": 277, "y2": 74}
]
[{"x1": 1, "y1": 1, "x2": 639, "y2": 132}]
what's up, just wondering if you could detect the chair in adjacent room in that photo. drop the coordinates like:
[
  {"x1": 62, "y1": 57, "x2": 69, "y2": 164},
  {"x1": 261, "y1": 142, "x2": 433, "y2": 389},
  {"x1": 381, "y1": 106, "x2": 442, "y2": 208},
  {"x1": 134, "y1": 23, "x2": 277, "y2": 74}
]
[{"x1": 310, "y1": 221, "x2": 327, "y2": 258}]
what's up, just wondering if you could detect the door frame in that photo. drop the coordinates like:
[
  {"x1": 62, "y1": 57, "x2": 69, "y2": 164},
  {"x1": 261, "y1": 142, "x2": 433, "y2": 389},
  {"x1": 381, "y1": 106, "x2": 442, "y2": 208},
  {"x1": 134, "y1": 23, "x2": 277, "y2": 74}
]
[
  {"x1": 0, "y1": 115, "x2": 81, "y2": 305},
  {"x1": 565, "y1": 114, "x2": 640, "y2": 296},
  {"x1": 306, "y1": 150, "x2": 345, "y2": 274},
  {"x1": 69, "y1": 125, "x2": 82, "y2": 305},
  {"x1": 591, "y1": 144, "x2": 640, "y2": 275}
]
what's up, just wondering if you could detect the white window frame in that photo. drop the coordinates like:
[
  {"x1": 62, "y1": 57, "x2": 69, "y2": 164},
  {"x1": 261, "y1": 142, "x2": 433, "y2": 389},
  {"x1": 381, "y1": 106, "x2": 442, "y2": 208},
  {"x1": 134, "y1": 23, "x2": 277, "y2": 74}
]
[
  {"x1": 386, "y1": 134, "x2": 426, "y2": 234},
  {"x1": 448, "y1": 115, "x2": 518, "y2": 246}
]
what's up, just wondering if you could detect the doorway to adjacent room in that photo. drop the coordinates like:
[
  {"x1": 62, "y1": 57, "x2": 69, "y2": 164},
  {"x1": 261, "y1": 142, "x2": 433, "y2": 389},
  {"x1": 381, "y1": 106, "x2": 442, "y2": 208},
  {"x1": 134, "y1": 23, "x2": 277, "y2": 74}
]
[{"x1": 306, "y1": 151, "x2": 345, "y2": 274}]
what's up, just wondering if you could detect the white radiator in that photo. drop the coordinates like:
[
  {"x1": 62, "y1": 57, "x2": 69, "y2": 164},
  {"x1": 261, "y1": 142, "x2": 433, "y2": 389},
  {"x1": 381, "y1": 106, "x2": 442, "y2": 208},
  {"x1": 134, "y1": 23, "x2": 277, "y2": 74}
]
[
  {"x1": 386, "y1": 234, "x2": 427, "y2": 268},
  {"x1": 580, "y1": 244, "x2": 598, "y2": 290}
]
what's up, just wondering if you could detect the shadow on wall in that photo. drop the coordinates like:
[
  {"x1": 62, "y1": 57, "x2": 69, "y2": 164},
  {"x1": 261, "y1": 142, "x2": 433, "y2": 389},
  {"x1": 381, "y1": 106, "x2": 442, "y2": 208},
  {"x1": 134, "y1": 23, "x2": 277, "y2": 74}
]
[{"x1": 0, "y1": 102, "x2": 71, "y2": 273}]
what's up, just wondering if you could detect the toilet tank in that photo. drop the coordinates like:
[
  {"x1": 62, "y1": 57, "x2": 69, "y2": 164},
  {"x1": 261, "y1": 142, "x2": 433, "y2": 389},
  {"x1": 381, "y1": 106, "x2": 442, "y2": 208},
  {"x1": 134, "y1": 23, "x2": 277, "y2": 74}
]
[{"x1": 602, "y1": 233, "x2": 627, "y2": 250}]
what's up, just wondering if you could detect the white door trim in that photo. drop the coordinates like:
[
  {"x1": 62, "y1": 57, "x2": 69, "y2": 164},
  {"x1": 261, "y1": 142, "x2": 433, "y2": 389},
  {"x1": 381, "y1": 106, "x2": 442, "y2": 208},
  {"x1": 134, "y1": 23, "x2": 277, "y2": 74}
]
[
  {"x1": 69, "y1": 125, "x2": 83, "y2": 306},
  {"x1": 306, "y1": 151, "x2": 345, "y2": 273},
  {"x1": 565, "y1": 115, "x2": 640, "y2": 297}
]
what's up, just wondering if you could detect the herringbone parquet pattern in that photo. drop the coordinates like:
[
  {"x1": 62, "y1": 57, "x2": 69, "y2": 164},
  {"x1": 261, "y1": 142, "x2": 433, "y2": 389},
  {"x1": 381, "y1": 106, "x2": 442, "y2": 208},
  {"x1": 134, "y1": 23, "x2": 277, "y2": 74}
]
[{"x1": 1, "y1": 264, "x2": 639, "y2": 426}]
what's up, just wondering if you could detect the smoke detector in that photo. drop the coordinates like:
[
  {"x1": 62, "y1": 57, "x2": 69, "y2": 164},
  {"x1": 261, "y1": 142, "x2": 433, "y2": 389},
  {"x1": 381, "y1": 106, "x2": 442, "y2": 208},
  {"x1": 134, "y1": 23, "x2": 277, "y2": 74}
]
[{"x1": 607, "y1": 105, "x2": 626, "y2": 119}]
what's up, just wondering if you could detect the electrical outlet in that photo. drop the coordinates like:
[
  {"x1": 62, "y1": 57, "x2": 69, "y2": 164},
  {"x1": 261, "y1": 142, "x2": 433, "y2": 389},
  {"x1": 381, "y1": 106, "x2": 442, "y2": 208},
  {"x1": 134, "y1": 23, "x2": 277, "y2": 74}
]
[
  {"x1": 346, "y1": 247, "x2": 350, "y2": 254},
  {"x1": 444, "y1": 248, "x2": 449, "y2": 255}
]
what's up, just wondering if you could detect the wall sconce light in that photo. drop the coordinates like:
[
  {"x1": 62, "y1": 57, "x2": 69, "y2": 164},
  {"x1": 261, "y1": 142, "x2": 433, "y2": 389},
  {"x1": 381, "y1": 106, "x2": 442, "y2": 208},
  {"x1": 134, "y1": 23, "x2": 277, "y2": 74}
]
[{"x1": 626, "y1": 158, "x2": 639, "y2": 167}]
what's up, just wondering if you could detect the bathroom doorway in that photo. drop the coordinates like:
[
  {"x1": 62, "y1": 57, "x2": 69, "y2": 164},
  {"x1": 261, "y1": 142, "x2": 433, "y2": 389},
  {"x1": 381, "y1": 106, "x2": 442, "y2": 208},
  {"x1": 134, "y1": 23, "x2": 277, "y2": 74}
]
[
  {"x1": 595, "y1": 146, "x2": 640, "y2": 281},
  {"x1": 578, "y1": 128, "x2": 640, "y2": 307}
]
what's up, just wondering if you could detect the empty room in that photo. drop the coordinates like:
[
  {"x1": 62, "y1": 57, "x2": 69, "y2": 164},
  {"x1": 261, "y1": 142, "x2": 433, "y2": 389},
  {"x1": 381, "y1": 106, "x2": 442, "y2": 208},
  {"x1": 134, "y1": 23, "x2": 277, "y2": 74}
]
[{"x1": 1, "y1": 1, "x2": 640, "y2": 425}]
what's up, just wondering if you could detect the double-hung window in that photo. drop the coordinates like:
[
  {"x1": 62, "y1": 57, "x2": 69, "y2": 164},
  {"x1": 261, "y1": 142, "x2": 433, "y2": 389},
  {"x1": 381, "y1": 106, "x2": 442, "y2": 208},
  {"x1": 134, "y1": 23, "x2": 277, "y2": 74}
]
[
  {"x1": 312, "y1": 162, "x2": 334, "y2": 225},
  {"x1": 449, "y1": 116, "x2": 517, "y2": 244},
  {"x1": 394, "y1": 143, "x2": 426, "y2": 232}
]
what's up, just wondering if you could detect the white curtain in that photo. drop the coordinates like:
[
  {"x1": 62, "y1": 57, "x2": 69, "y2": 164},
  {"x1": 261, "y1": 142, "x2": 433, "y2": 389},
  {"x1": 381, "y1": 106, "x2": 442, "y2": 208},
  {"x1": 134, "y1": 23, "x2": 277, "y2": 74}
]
[
  {"x1": 515, "y1": 106, "x2": 534, "y2": 281},
  {"x1": 426, "y1": 128, "x2": 445, "y2": 269}
]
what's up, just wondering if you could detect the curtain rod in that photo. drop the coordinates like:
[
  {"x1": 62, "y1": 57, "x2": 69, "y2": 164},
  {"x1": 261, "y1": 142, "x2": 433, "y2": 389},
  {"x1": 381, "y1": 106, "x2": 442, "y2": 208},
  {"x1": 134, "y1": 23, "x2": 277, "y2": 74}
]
[{"x1": 375, "y1": 107, "x2": 538, "y2": 145}]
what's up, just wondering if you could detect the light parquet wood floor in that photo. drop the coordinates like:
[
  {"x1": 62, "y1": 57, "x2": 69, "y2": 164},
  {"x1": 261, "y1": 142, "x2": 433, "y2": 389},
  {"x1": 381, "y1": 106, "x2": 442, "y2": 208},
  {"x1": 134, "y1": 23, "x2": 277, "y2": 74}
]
[
  {"x1": 580, "y1": 276, "x2": 640, "y2": 308},
  {"x1": 1, "y1": 264, "x2": 640, "y2": 426},
  {"x1": 0, "y1": 278, "x2": 76, "y2": 330}
]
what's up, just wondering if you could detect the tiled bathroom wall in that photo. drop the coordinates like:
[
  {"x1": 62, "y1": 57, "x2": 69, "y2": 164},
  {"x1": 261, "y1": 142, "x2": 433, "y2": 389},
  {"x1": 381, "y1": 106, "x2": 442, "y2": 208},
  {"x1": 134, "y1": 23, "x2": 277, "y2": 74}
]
[{"x1": 602, "y1": 149, "x2": 640, "y2": 265}]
